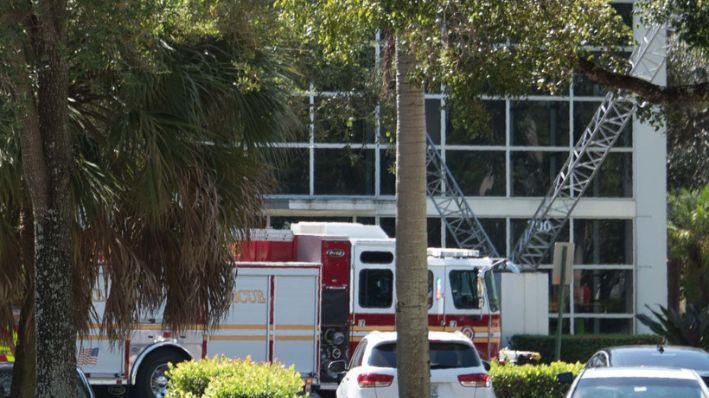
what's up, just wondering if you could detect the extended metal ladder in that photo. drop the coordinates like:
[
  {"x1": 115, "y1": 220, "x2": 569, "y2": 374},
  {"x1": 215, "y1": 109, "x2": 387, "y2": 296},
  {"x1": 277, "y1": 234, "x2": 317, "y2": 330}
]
[
  {"x1": 510, "y1": 25, "x2": 667, "y2": 269},
  {"x1": 427, "y1": 26, "x2": 666, "y2": 267},
  {"x1": 426, "y1": 134, "x2": 500, "y2": 257}
]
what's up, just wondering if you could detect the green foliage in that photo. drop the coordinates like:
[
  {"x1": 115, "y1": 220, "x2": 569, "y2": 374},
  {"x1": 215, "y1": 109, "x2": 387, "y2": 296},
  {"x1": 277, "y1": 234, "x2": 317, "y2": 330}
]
[
  {"x1": 489, "y1": 361, "x2": 583, "y2": 398},
  {"x1": 639, "y1": 0, "x2": 709, "y2": 54},
  {"x1": 668, "y1": 186, "x2": 709, "y2": 306},
  {"x1": 0, "y1": 0, "x2": 299, "y2": 336},
  {"x1": 277, "y1": 0, "x2": 632, "y2": 141},
  {"x1": 167, "y1": 356, "x2": 304, "y2": 398},
  {"x1": 637, "y1": 304, "x2": 709, "y2": 350},
  {"x1": 510, "y1": 334, "x2": 661, "y2": 364}
]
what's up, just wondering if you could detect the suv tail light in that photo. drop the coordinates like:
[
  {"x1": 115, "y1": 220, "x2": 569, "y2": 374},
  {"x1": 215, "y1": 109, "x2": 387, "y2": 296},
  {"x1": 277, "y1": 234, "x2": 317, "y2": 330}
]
[
  {"x1": 458, "y1": 373, "x2": 491, "y2": 388},
  {"x1": 357, "y1": 373, "x2": 394, "y2": 388}
]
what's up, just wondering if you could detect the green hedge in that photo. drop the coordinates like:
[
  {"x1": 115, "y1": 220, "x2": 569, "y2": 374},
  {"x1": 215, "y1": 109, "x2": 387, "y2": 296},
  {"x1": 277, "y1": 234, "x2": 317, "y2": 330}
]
[
  {"x1": 166, "y1": 356, "x2": 304, "y2": 398},
  {"x1": 490, "y1": 361, "x2": 583, "y2": 398},
  {"x1": 510, "y1": 334, "x2": 661, "y2": 363}
]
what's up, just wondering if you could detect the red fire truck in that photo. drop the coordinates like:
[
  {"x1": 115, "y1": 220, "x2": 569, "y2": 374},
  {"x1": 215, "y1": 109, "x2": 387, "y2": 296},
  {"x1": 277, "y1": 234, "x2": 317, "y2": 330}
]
[
  {"x1": 1, "y1": 222, "x2": 500, "y2": 397},
  {"x1": 238, "y1": 222, "x2": 502, "y2": 391}
]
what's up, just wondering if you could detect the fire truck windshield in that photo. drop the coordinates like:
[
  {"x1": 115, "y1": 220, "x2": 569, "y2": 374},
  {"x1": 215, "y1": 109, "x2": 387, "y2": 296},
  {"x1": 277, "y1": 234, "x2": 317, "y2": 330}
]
[{"x1": 449, "y1": 270, "x2": 481, "y2": 309}]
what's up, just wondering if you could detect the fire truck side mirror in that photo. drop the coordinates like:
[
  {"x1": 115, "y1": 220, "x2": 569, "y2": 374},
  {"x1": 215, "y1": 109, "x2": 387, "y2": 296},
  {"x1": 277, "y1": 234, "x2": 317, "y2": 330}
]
[{"x1": 328, "y1": 360, "x2": 347, "y2": 374}]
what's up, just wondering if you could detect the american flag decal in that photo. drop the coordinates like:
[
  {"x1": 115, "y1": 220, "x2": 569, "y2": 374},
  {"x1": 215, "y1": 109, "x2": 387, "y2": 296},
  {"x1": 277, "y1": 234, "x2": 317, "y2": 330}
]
[{"x1": 77, "y1": 347, "x2": 99, "y2": 365}]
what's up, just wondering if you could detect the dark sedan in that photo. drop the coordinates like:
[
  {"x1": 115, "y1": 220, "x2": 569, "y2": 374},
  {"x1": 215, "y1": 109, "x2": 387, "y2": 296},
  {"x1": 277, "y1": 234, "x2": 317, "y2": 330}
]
[
  {"x1": 0, "y1": 363, "x2": 95, "y2": 398},
  {"x1": 585, "y1": 345, "x2": 709, "y2": 386}
]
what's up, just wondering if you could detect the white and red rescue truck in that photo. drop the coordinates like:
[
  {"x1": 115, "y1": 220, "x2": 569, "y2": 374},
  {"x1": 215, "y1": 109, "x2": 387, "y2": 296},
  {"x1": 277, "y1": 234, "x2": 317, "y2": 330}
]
[
  {"x1": 237, "y1": 222, "x2": 502, "y2": 391},
  {"x1": 1, "y1": 222, "x2": 501, "y2": 397},
  {"x1": 79, "y1": 262, "x2": 322, "y2": 397}
]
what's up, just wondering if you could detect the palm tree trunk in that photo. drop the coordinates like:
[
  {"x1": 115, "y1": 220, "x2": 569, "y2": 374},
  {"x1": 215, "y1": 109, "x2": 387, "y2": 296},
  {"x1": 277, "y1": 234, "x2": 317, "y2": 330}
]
[
  {"x1": 18, "y1": 1, "x2": 77, "y2": 396},
  {"x1": 394, "y1": 36, "x2": 430, "y2": 398}
]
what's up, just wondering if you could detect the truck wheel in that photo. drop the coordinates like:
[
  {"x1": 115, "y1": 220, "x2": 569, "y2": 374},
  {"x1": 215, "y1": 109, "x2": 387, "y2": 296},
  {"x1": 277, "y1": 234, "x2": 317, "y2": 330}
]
[{"x1": 134, "y1": 350, "x2": 186, "y2": 398}]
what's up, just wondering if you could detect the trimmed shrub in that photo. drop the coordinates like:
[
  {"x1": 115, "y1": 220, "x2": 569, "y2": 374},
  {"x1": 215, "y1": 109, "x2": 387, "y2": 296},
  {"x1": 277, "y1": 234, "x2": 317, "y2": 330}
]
[
  {"x1": 510, "y1": 334, "x2": 660, "y2": 363},
  {"x1": 490, "y1": 361, "x2": 583, "y2": 398},
  {"x1": 167, "y1": 356, "x2": 303, "y2": 398}
]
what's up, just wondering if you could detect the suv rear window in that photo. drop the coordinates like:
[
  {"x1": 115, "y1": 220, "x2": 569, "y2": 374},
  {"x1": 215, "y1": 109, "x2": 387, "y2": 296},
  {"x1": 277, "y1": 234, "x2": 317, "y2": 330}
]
[{"x1": 368, "y1": 342, "x2": 481, "y2": 369}]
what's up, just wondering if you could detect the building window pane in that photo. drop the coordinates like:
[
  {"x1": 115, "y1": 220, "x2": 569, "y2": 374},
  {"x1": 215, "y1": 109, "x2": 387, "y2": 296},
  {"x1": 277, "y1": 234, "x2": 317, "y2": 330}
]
[
  {"x1": 380, "y1": 148, "x2": 396, "y2": 195},
  {"x1": 287, "y1": 96, "x2": 312, "y2": 142},
  {"x1": 380, "y1": 217, "x2": 395, "y2": 238},
  {"x1": 359, "y1": 269, "x2": 393, "y2": 308},
  {"x1": 574, "y1": 101, "x2": 632, "y2": 147},
  {"x1": 611, "y1": 2, "x2": 634, "y2": 31},
  {"x1": 314, "y1": 97, "x2": 376, "y2": 144},
  {"x1": 573, "y1": 73, "x2": 607, "y2": 97},
  {"x1": 315, "y1": 148, "x2": 375, "y2": 195},
  {"x1": 511, "y1": 101, "x2": 569, "y2": 147},
  {"x1": 583, "y1": 153, "x2": 633, "y2": 198},
  {"x1": 446, "y1": 218, "x2": 506, "y2": 257},
  {"x1": 511, "y1": 151, "x2": 566, "y2": 196},
  {"x1": 426, "y1": 99, "x2": 441, "y2": 144},
  {"x1": 573, "y1": 219, "x2": 633, "y2": 265},
  {"x1": 549, "y1": 317, "x2": 571, "y2": 334},
  {"x1": 510, "y1": 219, "x2": 569, "y2": 264},
  {"x1": 449, "y1": 270, "x2": 481, "y2": 309},
  {"x1": 310, "y1": 47, "x2": 376, "y2": 92},
  {"x1": 271, "y1": 148, "x2": 309, "y2": 195},
  {"x1": 446, "y1": 150, "x2": 506, "y2": 196},
  {"x1": 574, "y1": 318, "x2": 633, "y2": 334},
  {"x1": 428, "y1": 217, "x2": 442, "y2": 247},
  {"x1": 447, "y1": 100, "x2": 506, "y2": 146},
  {"x1": 573, "y1": 270, "x2": 633, "y2": 314},
  {"x1": 357, "y1": 217, "x2": 376, "y2": 225}
]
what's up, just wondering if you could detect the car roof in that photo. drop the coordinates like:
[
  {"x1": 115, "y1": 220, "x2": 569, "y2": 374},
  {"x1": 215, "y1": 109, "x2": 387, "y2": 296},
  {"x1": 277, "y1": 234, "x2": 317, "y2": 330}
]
[
  {"x1": 603, "y1": 345, "x2": 708, "y2": 354},
  {"x1": 581, "y1": 367, "x2": 701, "y2": 380},
  {"x1": 362, "y1": 330, "x2": 472, "y2": 344}
]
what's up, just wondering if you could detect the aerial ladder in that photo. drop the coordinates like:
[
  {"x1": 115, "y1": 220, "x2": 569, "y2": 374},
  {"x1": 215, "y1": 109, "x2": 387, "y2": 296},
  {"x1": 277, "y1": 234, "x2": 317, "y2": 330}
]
[
  {"x1": 510, "y1": 25, "x2": 666, "y2": 269},
  {"x1": 427, "y1": 25, "x2": 666, "y2": 269},
  {"x1": 426, "y1": 133, "x2": 500, "y2": 257}
]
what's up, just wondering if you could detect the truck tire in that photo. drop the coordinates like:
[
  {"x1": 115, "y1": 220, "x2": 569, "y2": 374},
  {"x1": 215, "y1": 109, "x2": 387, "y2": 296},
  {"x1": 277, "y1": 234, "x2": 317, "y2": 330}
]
[{"x1": 134, "y1": 350, "x2": 186, "y2": 398}]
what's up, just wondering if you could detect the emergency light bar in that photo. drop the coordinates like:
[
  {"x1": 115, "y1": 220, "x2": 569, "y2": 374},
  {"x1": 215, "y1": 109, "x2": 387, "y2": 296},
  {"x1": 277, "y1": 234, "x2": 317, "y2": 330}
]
[{"x1": 427, "y1": 248, "x2": 480, "y2": 258}]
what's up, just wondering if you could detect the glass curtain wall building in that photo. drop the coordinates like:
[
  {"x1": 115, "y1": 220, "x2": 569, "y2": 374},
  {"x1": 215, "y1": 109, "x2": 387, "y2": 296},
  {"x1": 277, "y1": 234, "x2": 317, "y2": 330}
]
[{"x1": 263, "y1": 0, "x2": 666, "y2": 335}]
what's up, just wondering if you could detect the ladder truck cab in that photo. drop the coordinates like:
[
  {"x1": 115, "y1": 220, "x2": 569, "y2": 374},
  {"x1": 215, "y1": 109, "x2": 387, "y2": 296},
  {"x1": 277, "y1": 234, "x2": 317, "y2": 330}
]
[{"x1": 238, "y1": 222, "x2": 502, "y2": 392}]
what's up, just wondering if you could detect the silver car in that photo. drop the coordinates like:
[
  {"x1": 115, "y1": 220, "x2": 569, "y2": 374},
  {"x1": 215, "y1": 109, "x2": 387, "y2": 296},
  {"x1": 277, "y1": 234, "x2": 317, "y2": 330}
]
[
  {"x1": 564, "y1": 367, "x2": 709, "y2": 398},
  {"x1": 585, "y1": 345, "x2": 709, "y2": 387}
]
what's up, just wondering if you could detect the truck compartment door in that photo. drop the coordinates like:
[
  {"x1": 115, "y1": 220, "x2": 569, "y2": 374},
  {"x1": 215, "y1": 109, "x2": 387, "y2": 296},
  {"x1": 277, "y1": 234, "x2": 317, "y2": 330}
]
[
  {"x1": 273, "y1": 272, "x2": 319, "y2": 375},
  {"x1": 209, "y1": 274, "x2": 269, "y2": 362},
  {"x1": 80, "y1": 279, "x2": 124, "y2": 378}
]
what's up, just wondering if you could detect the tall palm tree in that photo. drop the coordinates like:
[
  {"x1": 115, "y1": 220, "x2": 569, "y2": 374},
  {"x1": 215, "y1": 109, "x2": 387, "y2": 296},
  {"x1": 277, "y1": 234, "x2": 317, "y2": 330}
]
[
  {"x1": 0, "y1": 11, "x2": 297, "y2": 396},
  {"x1": 393, "y1": 36, "x2": 430, "y2": 398}
]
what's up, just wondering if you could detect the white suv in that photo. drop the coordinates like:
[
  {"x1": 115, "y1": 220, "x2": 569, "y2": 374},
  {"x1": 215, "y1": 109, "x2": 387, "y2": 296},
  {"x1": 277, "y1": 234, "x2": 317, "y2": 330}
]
[{"x1": 332, "y1": 331, "x2": 496, "y2": 398}]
